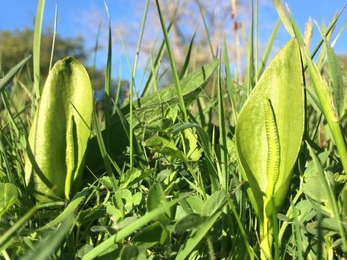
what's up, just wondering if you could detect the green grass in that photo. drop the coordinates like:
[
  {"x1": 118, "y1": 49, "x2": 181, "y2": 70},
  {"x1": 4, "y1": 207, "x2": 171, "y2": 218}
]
[{"x1": 1, "y1": 1, "x2": 347, "y2": 260}]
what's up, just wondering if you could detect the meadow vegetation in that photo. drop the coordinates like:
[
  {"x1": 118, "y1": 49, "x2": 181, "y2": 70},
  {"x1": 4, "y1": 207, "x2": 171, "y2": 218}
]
[{"x1": 0, "y1": 1, "x2": 347, "y2": 259}]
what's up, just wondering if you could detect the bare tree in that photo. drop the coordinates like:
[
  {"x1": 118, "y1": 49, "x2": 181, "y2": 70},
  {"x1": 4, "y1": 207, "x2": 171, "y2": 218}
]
[{"x1": 114, "y1": 0, "x2": 251, "y2": 87}]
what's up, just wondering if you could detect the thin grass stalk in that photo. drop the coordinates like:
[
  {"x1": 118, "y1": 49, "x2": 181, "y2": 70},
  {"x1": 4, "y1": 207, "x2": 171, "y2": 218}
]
[
  {"x1": 0, "y1": 91, "x2": 23, "y2": 184},
  {"x1": 195, "y1": 101, "x2": 220, "y2": 193},
  {"x1": 305, "y1": 49, "x2": 347, "y2": 193},
  {"x1": 179, "y1": 30, "x2": 196, "y2": 79},
  {"x1": 114, "y1": 70, "x2": 123, "y2": 110},
  {"x1": 331, "y1": 20, "x2": 347, "y2": 47},
  {"x1": 292, "y1": 200, "x2": 304, "y2": 260},
  {"x1": 104, "y1": 2, "x2": 112, "y2": 152},
  {"x1": 223, "y1": 35, "x2": 238, "y2": 125},
  {"x1": 129, "y1": 0, "x2": 150, "y2": 168},
  {"x1": 195, "y1": 0, "x2": 215, "y2": 60},
  {"x1": 225, "y1": 187, "x2": 254, "y2": 259},
  {"x1": 244, "y1": 0, "x2": 255, "y2": 96},
  {"x1": 277, "y1": 188, "x2": 302, "y2": 245},
  {"x1": 0, "y1": 137, "x2": 12, "y2": 183},
  {"x1": 149, "y1": 51, "x2": 158, "y2": 93},
  {"x1": 307, "y1": 142, "x2": 347, "y2": 254},
  {"x1": 304, "y1": 7, "x2": 345, "y2": 68},
  {"x1": 271, "y1": 199, "x2": 279, "y2": 260},
  {"x1": 49, "y1": 3, "x2": 58, "y2": 71},
  {"x1": 83, "y1": 196, "x2": 186, "y2": 260},
  {"x1": 141, "y1": 21, "x2": 173, "y2": 97},
  {"x1": 254, "y1": 0, "x2": 258, "y2": 84},
  {"x1": 217, "y1": 60, "x2": 229, "y2": 258},
  {"x1": 217, "y1": 62, "x2": 228, "y2": 191},
  {"x1": 0, "y1": 202, "x2": 64, "y2": 251},
  {"x1": 117, "y1": 29, "x2": 131, "y2": 75},
  {"x1": 0, "y1": 56, "x2": 31, "y2": 93},
  {"x1": 1, "y1": 92, "x2": 20, "y2": 139},
  {"x1": 289, "y1": 13, "x2": 347, "y2": 254},
  {"x1": 256, "y1": 19, "x2": 281, "y2": 80},
  {"x1": 33, "y1": 0, "x2": 45, "y2": 100},
  {"x1": 155, "y1": 0, "x2": 188, "y2": 122},
  {"x1": 271, "y1": 0, "x2": 294, "y2": 37},
  {"x1": 92, "y1": 107, "x2": 118, "y2": 191},
  {"x1": 230, "y1": 0, "x2": 242, "y2": 84},
  {"x1": 92, "y1": 21, "x2": 102, "y2": 93}
]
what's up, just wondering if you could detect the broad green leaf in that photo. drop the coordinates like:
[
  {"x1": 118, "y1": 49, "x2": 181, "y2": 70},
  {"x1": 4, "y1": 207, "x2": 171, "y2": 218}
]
[
  {"x1": 176, "y1": 210, "x2": 222, "y2": 259},
  {"x1": 0, "y1": 183, "x2": 19, "y2": 217},
  {"x1": 180, "y1": 196, "x2": 204, "y2": 215},
  {"x1": 106, "y1": 204, "x2": 123, "y2": 222},
  {"x1": 182, "y1": 128, "x2": 202, "y2": 161},
  {"x1": 86, "y1": 60, "x2": 218, "y2": 172},
  {"x1": 144, "y1": 136, "x2": 184, "y2": 161},
  {"x1": 201, "y1": 190, "x2": 226, "y2": 217},
  {"x1": 294, "y1": 200, "x2": 316, "y2": 223},
  {"x1": 132, "y1": 192, "x2": 143, "y2": 206},
  {"x1": 325, "y1": 37, "x2": 345, "y2": 117},
  {"x1": 147, "y1": 184, "x2": 166, "y2": 213},
  {"x1": 114, "y1": 189, "x2": 133, "y2": 211},
  {"x1": 120, "y1": 245, "x2": 139, "y2": 260},
  {"x1": 119, "y1": 168, "x2": 155, "y2": 189},
  {"x1": 25, "y1": 56, "x2": 93, "y2": 202},
  {"x1": 174, "y1": 213, "x2": 202, "y2": 233},
  {"x1": 235, "y1": 38, "x2": 304, "y2": 218},
  {"x1": 132, "y1": 222, "x2": 163, "y2": 248},
  {"x1": 147, "y1": 183, "x2": 170, "y2": 223}
]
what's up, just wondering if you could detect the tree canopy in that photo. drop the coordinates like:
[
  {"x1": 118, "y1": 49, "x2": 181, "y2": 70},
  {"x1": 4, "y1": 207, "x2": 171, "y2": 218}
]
[
  {"x1": 0, "y1": 27, "x2": 129, "y2": 105},
  {"x1": 0, "y1": 28, "x2": 86, "y2": 80}
]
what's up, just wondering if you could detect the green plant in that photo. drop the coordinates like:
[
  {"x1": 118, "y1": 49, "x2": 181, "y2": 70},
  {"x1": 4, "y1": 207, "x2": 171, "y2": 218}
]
[
  {"x1": 25, "y1": 56, "x2": 93, "y2": 202},
  {"x1": 235, "y1": 38, "x2": 304, "y2": 259},
  {"x1": 1, "y1": 0, "x2": 347, "y2": 259}
]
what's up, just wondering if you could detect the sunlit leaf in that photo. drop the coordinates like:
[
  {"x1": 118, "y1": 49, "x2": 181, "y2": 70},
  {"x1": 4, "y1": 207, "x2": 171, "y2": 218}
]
[
  {"x1": 25, "y1": 57, "x2": 93, "y2": 202},
  {"x1": 235, "y1": 38, "x2": 304, "y2": 218}
]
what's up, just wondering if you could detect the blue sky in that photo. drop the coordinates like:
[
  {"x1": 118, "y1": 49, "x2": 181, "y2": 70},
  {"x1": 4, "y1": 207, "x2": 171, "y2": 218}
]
[{"x1": 0, "y1": 0, "x2": 346, "y2": 88}]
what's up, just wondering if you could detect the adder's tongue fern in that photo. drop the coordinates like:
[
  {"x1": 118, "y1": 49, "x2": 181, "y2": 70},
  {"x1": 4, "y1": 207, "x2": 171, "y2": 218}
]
[
  {"x1": 235, "y1": 38, "x2": 304, "y2": 259},
  {"x1": 25, "y1": 56, "x2": 93, "y2": 203}
]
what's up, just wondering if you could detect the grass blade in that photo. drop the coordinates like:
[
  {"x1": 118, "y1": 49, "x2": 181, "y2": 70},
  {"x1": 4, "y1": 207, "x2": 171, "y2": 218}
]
[
  {"x1": 155, "y1": 0, "x2": 188, "y2": 122},
  {"x1": 82, "y1": 195, "x2": 187, "y2": 260},
  {"x1": 176, "y1": 207, "x2": 224, "y2": 259},
  {"x1": 0, "y1": 202, "x2": 64, "y2": 252},
  {"x1": 103, "y1": 2, "x2": 112, "y2": 153},
  {"x1": 0, "y1": 55, "x2": 31, "y2": 92},
  {"x1": 271, "y1": 0, "x2": 294, "y2": 36},
  {"x1": 33, "y1": 0, "x2": 45, "y2": 99},
  {"x1": 306, "y1": 143, "x2": 347, "y2": 253},
  {"x1": 49, "y1": 3, "x2": 58, "y2": 70},
  {"x1": 92, "y1": 107, "x2": 118, "y2": 190},
  {"x1": 223, "y1": 35, "x2": 238, "y2": 124},
  {"x1": 195, "y1": 0, "x2": 215, "y2": 59},
  {"x1": 129, "y1": 0, "x2": 150, "y2": 168},
  {"x1": 141, "y1": 21, "x2": 173, "y2": 97},
  {"x1": 21, "y1": 217, "x2": 73, "y2": 260},
  {"x1": 256, "y1": 19, "x2": 281, "y2": 80},
  {"x1": 179, "y1": 30, "x2": 196, "y2": 79},
  {"x1": 318, "y1": 26, "x2": 345, "y2": 117}
]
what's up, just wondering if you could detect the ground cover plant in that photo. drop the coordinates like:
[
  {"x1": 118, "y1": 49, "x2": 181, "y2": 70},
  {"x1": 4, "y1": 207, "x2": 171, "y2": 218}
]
[{"x1": 1, "y1": 0, "x2": 347, "y2": 259}]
